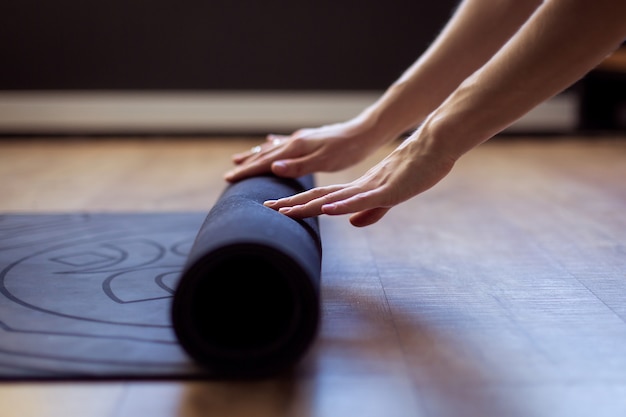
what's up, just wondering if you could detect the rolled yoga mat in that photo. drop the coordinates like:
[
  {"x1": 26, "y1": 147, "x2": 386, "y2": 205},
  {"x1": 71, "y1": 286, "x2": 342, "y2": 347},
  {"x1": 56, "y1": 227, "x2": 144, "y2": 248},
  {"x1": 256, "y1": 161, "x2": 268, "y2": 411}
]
[{"x1": 171, "y1": 174, "x2": 322, "y2": 377}]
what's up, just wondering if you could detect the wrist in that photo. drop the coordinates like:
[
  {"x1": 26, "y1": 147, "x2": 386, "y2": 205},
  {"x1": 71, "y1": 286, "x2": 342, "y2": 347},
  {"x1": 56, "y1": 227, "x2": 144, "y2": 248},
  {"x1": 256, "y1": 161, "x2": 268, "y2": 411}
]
[
  {"x1": 408, "y1": 109, "x2": 470, "y2": 164},
  {"x1": 416, "y1": 77, "x2": 500, "y2": 161},
  {"x1": 360, "y1": 81, "x2": 432, "y2": 142},
  {"x1": 344, "y1": 109, "x2": 396, "y2": 148}
]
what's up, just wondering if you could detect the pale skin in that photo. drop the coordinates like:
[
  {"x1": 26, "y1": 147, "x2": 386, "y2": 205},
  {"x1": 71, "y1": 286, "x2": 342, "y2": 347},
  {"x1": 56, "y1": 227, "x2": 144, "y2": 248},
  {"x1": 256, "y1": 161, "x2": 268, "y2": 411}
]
[{"x1": 225, "y1": 0, "x2": 626, "y2": 227}]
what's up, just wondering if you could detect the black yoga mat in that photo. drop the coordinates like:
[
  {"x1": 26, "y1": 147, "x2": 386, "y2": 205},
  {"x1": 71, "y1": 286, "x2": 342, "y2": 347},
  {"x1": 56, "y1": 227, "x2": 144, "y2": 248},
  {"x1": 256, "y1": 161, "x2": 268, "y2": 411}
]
[
  {"x1": 172, "y1": 174, "x2": 322, "y2": 377},
  {"x1": 0, "y1": 175, "x2": 322, "y2": 380}
]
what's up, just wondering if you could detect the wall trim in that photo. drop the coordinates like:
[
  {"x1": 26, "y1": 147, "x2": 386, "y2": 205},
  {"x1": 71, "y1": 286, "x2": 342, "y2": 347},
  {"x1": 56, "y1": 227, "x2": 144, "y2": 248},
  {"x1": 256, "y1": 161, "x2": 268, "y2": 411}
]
[{"x1": 0, "y1": 90, "x2": 577, "y2": 135}]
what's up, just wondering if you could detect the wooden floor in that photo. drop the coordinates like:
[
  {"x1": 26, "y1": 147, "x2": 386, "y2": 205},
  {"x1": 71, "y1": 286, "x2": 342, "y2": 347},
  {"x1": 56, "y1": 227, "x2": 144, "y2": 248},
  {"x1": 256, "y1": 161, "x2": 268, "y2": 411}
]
[{"x1": 0, "y1": 135, "x2": 625, "y2": 417}]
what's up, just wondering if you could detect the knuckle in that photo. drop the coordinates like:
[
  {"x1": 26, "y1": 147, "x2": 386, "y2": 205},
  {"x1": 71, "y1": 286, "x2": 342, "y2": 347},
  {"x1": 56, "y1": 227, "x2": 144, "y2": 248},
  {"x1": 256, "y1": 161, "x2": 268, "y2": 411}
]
[
  {"x1": 290, "y1": 136, "x2": 306, "y2": 149},
  {"x1": 292, "y1": 128, "x2": 312, "y2": 137}
]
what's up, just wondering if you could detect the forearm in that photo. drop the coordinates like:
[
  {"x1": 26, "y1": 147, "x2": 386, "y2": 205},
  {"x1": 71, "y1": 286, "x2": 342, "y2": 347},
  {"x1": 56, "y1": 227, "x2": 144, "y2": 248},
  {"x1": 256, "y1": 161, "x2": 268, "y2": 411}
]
[
  {"x1": 358, "y1": 0, "x2": 542, "y2": 142},
  {"x1": 423, "y1": 0, "x2": 626, "y2": 159}
]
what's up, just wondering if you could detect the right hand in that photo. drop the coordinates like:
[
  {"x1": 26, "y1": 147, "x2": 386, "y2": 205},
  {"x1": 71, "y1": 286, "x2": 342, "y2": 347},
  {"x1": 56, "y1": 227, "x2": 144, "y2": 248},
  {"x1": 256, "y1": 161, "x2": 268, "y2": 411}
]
[
  {"x1": 224, "y1": 119, "x2": 388, "y2": 182},
  {"x1": 263, "y1": 132, "x2": 457, "y2": 227}
]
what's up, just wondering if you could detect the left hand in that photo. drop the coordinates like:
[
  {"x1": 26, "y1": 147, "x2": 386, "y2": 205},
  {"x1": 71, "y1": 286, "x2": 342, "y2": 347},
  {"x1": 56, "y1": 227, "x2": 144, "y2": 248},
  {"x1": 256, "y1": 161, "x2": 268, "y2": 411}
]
[{"x1": 224, "y1": 119, "x2": 389, "y2": 182}]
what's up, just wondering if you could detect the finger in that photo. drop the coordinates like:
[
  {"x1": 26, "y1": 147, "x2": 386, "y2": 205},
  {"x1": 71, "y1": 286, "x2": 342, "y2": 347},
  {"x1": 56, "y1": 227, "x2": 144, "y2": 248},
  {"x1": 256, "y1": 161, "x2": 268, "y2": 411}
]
[
  {"x1": 264, "y1": 185, "x2": 345, "y2": 209},
  {"x1": 231, "y1": 142, "x2": 266, "y2": 164},
  {"x1": 225, "y1": 158, "x2": 269, "y2": 182},
  {"x1": 270, "y1": 151, "x2": 326, "y2": 178},
  {"x1": 225, "y1": 144, "x2": 290, "y2": 182},
  {"x1": 274, "y1": 186, "x2": 361, "y2": 219},
  {"x1": 349, "y1": 207, "x2": 390, "y2": 227},
  {"x1": 320, "y1": 189, "x2": 384, "y2": 216},
  {"x1": 266, "y1": 134, "x2": 289, "y2": 144},
  {"x1": 231, "y1": 134, "x2": 288, "y2": 164},
  {"x1": 231, "y1": 147, "x2": 259, "y2": 164}
]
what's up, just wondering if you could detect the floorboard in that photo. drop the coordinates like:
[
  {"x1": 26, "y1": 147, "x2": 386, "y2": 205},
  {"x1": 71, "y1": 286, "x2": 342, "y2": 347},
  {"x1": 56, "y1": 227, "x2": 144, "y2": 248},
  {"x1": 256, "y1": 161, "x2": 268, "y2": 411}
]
[{"x1": 0, "y1": 136, "x2": 624, "y2": 417}]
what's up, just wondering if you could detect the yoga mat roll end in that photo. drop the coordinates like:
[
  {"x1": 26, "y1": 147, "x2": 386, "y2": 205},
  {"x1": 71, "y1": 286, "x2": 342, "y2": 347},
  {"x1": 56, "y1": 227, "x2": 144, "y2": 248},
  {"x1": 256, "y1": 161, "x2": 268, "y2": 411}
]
[{"x1": 171, "y1": 175, "x2": 322, "y2": 378}]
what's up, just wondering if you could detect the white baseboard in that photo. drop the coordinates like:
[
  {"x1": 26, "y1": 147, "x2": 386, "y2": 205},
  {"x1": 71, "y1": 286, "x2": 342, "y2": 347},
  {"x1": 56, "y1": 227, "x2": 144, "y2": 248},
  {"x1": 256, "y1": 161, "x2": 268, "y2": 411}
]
[{"x1": 0, "y1": 90, "x2": 578, "y2": 135}]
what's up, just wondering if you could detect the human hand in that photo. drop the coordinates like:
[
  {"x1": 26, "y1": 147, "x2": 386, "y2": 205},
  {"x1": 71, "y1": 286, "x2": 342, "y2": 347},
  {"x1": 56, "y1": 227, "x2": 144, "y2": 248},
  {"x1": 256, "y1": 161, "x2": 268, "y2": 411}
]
[
  {"x1": 263, "y1": 135, "x2": 456, "y2": 227},
  {"x1": 224, "y1": 120, "x2": 388, "y2": 182}
]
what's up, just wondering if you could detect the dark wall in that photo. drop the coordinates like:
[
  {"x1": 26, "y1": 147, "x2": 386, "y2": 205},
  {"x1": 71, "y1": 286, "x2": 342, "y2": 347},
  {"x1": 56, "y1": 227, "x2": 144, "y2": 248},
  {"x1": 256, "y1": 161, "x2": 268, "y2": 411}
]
[{"x1": 1, "y1": 0, "x2": 458, "y2": 90}]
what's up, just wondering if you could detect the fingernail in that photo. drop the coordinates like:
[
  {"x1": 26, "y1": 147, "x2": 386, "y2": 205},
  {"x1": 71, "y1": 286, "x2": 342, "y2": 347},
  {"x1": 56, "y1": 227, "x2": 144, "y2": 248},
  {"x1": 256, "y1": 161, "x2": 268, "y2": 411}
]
[
  {"x1": 279, "y1": 207, "x2": 292, "y2": 214},
  {"x1": 264, "y1": 200, "x2": 276, "y2": 207},
  {"x1": 272, "y1": 161, "x2": 287, "y2": 174}
]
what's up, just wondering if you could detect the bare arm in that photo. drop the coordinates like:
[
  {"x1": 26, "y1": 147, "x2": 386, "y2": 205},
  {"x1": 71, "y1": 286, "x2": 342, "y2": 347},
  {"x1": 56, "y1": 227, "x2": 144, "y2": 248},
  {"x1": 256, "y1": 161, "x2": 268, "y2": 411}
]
[
  {"x1": 225, "y1": 0, "x2": 542, "y2": 181},
  {"x1": 267, "y1": 0, "x2": 626, "y2": 227},
  {"x1": 361, "y1": 0, "x2": 543, "y2": 141},
  {"x1": 424, "y1": 0, "x2": 626, "y2": 159}
]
